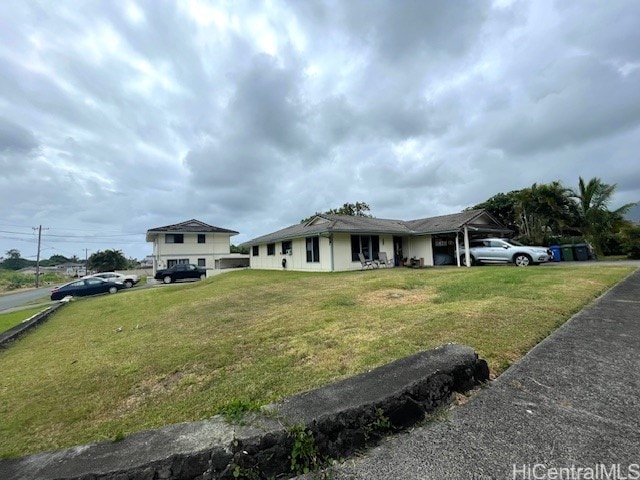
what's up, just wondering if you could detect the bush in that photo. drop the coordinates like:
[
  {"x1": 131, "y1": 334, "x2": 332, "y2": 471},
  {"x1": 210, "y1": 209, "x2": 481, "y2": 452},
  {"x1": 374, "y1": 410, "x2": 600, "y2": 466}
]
[{"x1": 621, "y1": 225, "x2": 640, "y2": 260}]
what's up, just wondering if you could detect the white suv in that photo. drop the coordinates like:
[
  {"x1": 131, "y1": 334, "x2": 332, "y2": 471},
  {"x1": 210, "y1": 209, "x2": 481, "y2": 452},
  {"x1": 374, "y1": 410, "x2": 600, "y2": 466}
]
[{"x1": 460, "y1": 238, "x2": 552, "y2": 266}]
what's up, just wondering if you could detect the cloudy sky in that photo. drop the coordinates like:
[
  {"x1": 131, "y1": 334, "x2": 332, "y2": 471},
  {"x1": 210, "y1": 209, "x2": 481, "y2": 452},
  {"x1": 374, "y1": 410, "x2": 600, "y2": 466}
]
[{"x1": 1, "y1": 0, "x2": 639, "y2": 261}]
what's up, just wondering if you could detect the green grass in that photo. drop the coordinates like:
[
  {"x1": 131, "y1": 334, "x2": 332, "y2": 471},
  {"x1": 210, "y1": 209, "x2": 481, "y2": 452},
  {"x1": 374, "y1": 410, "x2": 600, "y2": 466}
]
[
  {"x1": 0, "y1": 269, "x2": 67, "y2": 292},
  {"x1": 0, "y1": 266, "x2": 634, "y2": 458},
  {"x1": 0, "y1": 307, "x2": 47, "y2": 333}
]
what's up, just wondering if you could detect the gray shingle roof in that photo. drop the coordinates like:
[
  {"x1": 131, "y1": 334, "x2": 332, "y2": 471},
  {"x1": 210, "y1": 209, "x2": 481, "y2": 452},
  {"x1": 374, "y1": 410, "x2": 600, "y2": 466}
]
[
  {"x1": 242, "y1": 209, "x2": 509, "y2": 246},
  {"x1": 404, "y1": 210, "x2": 490, "y2": 234},
  {"x1": 147, "y1": 219, "x2": 238, "y2": 235}
]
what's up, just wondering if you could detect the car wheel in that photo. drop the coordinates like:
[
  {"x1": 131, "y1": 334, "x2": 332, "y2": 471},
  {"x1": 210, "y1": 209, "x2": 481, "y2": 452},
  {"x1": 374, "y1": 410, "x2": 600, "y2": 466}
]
[
  {"x1": 124, "y1": 280, "x2": 133, "y2": 288},
  {"x1": 199, "y1": 273, "x2": 206, "y2": 280},
  {"x1": 460, "y1": 255, "x2": 475, "y2": 266},
  {"x1": 108, "y1": 286, "x2": 118, "y2": 294},
  {"x1": 163, "y1": 275, "x2": 173, "y2": 284},
  {"x1": 514, "y1": 253, "x2": 532, "y2": 266}
]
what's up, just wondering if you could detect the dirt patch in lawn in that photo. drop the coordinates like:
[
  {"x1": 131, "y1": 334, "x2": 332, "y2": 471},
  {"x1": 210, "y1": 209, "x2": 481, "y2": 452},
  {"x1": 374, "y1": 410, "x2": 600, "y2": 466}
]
[{"x1": 359, "y1": 288, "x2": 437, "y2": 307}]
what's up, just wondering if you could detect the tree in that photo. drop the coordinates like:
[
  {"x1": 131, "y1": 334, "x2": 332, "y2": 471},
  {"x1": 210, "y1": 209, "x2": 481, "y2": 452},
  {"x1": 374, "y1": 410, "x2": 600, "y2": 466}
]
[
  {"x1": 40, "y1": 254, "x2": 70, "y2": 267},
  {"x1": 468, "y1": 191, "x2": 521, "y2": 233},
  {"x1": 231, "y1": 244, "x2": 250, "y2": 254},
  {"x1": 87, "y1": 249, "x2": 128, "y2": 272},
  {"x1": 515, "y1": 181, "x2": 577, "y2": 244},
  {"x1": 571, "y1": 177, "x2": 636, "y2": 255},
  {"x1": 5, "y1": 249, "x2": 21, "y2": 259},
  {"x1": 301, "y1": 202, "x2": 372, "y2": 223},
  {"x1": 620, "y1": 224, "x2": 640, "y2": 259},
  {"x1": 1, "y1": 249, "x2": 32, "y2": 270}
]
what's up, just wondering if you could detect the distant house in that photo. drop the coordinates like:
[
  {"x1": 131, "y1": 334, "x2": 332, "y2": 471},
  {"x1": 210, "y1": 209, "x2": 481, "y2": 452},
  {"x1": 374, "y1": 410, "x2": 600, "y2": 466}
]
[
  {"x1": 141, "y1": 256, "x2": 154, "y2": 268},
  {"x1": 241, "y1": 209, "x2": 509, "y2": 271},
  {"x1": 146, "y1": 219, "x2": 239, "y2": 275},
  {"x1": 56, "y1": 263, "x2": 86, "y2": 277}
]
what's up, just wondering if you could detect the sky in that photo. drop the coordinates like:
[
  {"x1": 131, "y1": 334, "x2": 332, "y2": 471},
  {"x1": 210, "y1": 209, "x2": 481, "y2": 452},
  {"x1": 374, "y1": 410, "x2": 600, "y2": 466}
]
[{"x1": 1, "y1": 0, "x2": 639, "y2": 262}]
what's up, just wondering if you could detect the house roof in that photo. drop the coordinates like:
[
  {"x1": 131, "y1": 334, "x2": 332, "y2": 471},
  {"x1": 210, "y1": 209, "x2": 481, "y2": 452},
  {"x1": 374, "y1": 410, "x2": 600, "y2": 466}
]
[
  {"x1": 404, "y1": 209, "x2": 508, "y2": 235},
  {"x1": 244, "y1": 214, "x2": 411, "y2": 246},
  {"x1": 146, "y1": 219, "x2": 238, "y2": 242},
  {"x1": 242, "y1": 209, "x2": 510, "y2": 246}
]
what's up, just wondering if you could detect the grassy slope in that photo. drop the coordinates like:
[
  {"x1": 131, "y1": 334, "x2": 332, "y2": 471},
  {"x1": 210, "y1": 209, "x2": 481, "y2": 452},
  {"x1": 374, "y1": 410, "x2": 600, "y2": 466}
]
[
  {"x1": 0, "y1": 308, "x2": 47, "y2": 333},
  {"x1": 0, "y1": 266, "x2": 633, "y2": 458}
]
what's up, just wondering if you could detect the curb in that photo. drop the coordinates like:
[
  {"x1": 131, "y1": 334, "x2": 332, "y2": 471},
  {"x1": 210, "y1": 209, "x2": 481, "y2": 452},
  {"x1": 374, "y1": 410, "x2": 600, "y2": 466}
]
[
  {"x1": 0, "y1": 302, "x2": 65, "y2": 349},
  {"x1": 0, "y1": 344, "x2": 489, "y2": 480}
]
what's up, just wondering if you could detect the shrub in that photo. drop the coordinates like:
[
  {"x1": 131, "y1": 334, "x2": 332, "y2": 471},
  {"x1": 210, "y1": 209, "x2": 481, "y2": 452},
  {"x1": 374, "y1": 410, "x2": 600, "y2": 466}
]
[{"x1": 621, "y1": 225, "x2": 640, "y2": 259}]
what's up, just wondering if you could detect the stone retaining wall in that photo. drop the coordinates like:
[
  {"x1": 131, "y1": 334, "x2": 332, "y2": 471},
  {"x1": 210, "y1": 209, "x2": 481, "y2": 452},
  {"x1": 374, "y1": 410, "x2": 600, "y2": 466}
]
[
  {"x1": 0, "y1": 344, "x2": 489, "y2": 480},
  {"x1": 0, "y1": 302, "x2": 63, "y2": 349}
]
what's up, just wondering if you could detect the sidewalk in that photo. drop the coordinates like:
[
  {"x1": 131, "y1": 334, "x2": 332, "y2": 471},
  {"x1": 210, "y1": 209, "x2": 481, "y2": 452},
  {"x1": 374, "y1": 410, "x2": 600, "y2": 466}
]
[{"x1": 331, "y1": 269, "x2": 640, "y2": 479}]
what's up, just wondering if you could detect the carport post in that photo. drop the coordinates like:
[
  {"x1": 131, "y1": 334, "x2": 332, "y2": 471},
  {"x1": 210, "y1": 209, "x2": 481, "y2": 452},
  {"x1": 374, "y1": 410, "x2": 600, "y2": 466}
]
[{"x1": 464, "y1": 225, "x2": 471, "y2": 267}]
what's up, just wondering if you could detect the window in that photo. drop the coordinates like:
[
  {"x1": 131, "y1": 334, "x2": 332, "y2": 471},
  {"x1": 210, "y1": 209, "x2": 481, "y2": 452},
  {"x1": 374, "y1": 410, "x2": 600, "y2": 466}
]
[
  {"x1": 167, "y1": 258, "x2": 189, "y2": 268},
  {"x1": 197, "y1": 258, "x2": 206, "y2": 267},
  {"x1": 252, "y1": 245, "x2": 259, "y2": 256},
  {"x1": 197, "y1": 234, "x2": 206, "y2": 244},
  {"x1": 267, "y1": 243, "x2": 276, "y2": 256},
  {"x1": 281, "y1": 240, "x2": 292, "y2": 254},
  {"x1": 351, "y1": 235, "x2": 380, "y2": 261},
  {"x1": 165, "y1": 234, "x2": 184, "y2": 244},
  {"x1": 306, "y1": 236, "x2": 320, "y2": 263}
]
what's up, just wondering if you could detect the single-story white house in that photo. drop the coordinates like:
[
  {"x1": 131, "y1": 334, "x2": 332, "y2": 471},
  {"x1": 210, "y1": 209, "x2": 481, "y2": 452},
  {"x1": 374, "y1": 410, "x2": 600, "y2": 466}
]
[
  {"x1": 146, "y1": 219, "x2": 241, "y2": 275},
  {"x1": 241, "y1": 209, "x2": 510, "y2": 271}
]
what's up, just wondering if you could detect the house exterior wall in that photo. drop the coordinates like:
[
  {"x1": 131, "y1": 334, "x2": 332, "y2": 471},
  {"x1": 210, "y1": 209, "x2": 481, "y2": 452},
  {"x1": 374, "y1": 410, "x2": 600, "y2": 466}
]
[
  {"x1": 332, "y1": 233, "x2": 395, "y2": 271},
  {"x1": 249, "y1": 236, "x2": 331, "y2": 271},
  {"x1": 406, "y1": 235, "x2": 434, "y2": 267},
  {"x1": 249, "y1": 233, "x2": 398, "y2": 272},
  {"x1": 152, "y1": 233, "x2": 233, "y2": 273}
]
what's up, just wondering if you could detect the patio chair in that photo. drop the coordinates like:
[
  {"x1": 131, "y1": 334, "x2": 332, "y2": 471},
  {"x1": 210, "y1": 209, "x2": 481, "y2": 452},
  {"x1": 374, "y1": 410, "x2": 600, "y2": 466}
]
[
  {"x1": 377, "y1": 251, "x2": 393, "y2": 267},
  {"x1": 358, "y1": 252, "x2": 376, "y2": 270}
]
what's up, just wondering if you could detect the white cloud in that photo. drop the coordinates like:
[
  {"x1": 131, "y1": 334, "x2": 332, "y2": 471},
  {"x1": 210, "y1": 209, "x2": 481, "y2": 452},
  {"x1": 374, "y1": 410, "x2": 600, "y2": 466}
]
[{"x1": 0, "y1": 0, "x2": 638, "y2": 259}]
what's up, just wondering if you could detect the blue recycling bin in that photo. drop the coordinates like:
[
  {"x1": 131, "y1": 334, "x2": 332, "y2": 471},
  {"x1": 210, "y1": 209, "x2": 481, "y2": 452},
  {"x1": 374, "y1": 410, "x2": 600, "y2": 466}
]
[{"x1": 549, "y1": 245, "x2": 561, "y2": 262}]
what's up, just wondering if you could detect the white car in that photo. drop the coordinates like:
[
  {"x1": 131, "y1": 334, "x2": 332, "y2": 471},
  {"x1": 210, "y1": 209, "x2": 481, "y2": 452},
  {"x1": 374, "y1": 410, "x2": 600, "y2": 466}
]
[
  {"x1": 459, "y1": 238, "x2": 552, "y2": 267},
  {"x1": 83, "y1": 272, "x2": 139, "y2": 288}
]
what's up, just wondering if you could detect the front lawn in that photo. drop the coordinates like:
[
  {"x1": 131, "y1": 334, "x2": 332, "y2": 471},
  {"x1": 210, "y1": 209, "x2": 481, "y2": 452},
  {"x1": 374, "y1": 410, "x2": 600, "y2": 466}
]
[{"x1": 0, "y1": 266, "x2": 633, "y2": 458}]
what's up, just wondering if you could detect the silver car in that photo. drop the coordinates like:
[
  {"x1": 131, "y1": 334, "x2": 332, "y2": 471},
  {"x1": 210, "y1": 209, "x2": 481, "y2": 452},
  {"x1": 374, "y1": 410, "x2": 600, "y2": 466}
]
[
  {"x1": 459, "y1": 238, "x2": 552, "y2": 266},
  {"x1": 83, "y1": 272, "x2": 139, "y2": 288}
]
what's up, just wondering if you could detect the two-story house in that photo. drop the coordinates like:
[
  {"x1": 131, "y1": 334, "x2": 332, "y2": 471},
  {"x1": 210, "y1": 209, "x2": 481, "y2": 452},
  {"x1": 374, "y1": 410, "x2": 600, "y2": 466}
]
[{"x1": 146, "y1": 219, "x2": 239, "y2": 275}]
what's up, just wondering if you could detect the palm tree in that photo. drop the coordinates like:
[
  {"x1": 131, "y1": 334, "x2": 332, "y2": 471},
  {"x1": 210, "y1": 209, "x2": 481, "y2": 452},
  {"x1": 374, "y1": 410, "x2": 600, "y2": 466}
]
[
  {"x1": 515, "y1": 181, "x2": 575, "y2": 244},
  {"x1": 572, "y1": 177, "x2": 636, "y2": 255}
]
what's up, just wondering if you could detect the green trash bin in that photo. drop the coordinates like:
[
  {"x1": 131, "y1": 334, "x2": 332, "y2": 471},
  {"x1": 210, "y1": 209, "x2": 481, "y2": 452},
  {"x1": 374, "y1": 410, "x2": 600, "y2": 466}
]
[
  {"x1": 574, "y1": 243, "x2": 589, "y2": 261},
  {"x1": 561, "y1": 244, "x2": 574, "y2": 261}
]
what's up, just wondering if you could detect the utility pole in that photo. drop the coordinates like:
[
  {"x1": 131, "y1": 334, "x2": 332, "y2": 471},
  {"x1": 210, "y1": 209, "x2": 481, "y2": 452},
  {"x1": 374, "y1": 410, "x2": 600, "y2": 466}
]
[
  {"x1": 83, "y1": 248, "x2": 89, "y2": 274},
  {"x1": 32, "y1": 225, "x2": 48, "y2": 288}
]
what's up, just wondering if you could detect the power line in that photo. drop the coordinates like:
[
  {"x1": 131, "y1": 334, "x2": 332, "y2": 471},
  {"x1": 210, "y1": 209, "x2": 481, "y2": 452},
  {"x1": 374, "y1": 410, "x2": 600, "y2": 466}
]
[{"x1": 0, "y1": 223, "x2": 145, "y2": 235}]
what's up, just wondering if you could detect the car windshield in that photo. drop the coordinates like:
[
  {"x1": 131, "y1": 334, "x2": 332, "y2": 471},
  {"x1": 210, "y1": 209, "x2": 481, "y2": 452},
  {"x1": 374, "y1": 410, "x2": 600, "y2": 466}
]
[{"x1": 504, "y1": 239, "x2": 524, "y2": 246}]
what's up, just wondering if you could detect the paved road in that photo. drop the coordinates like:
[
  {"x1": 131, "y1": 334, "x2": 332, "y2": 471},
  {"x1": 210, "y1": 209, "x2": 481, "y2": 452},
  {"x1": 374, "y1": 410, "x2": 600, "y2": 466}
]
[
  {"x1": 0, "y1": 268, "x2": 236, "y2": 314},
  {"x1": 0, "y1": 287, "x2": 53, "y2": 313},
  {"x1": 329, "y1": 269, "x2": 640, "y2": 479}
]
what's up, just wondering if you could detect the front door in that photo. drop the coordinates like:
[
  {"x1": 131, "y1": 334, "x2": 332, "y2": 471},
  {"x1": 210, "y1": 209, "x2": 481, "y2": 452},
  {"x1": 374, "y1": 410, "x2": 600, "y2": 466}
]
[{"x1": 393, "y1": 236, "x2": 404, "y2": 266}]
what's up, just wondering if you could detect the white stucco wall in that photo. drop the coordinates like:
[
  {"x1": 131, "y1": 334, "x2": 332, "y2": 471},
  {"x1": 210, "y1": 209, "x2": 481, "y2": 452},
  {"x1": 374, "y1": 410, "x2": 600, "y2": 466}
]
[
  {"x1": 249, "y1": 236, "x2": 331, "y2": 271},
  {"x1": 332, "y1": 233, "x2": 396, "y2": 271},
  {"x1": 152, "y1": 232, "x2": 233, "y2": 272},
  {"x1": 406, "y1": 235, "x2": 434, "y2": 267},
  {"x1": 250, "y1": 233, "x2": 399, "y2": 272}
]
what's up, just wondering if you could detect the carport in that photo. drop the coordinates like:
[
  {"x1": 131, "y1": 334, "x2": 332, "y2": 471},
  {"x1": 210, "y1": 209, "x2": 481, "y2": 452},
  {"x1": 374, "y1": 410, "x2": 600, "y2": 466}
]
[{"x1": 415, "y1": 211, "x2": 511, "y2": 267}]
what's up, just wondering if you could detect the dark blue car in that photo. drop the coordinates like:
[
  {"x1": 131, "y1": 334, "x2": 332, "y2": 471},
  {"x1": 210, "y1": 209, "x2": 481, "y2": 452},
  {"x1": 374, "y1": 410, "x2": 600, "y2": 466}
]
[{"x1": 50, "y1": 277, "x2": 125, "y2": 301}]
